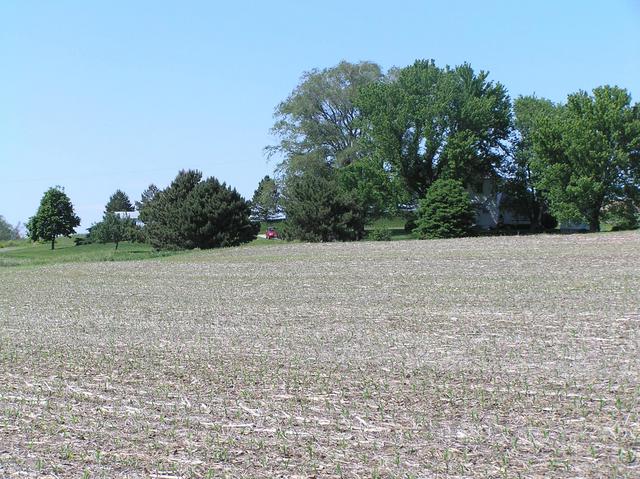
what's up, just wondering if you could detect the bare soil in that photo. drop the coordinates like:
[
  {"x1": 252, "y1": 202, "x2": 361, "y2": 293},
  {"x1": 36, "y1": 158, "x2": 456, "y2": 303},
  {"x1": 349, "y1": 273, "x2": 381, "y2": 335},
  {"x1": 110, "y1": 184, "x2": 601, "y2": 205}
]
[{"x1": 1, "y1": 232, "x2": 639, "y2": 477}]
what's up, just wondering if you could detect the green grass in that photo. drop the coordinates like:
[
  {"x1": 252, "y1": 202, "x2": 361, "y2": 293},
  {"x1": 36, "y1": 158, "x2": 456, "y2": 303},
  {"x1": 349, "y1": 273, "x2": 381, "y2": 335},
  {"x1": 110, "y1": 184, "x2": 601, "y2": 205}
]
[
  {"x1": 0, "y1": 235, "x2": 286, "y2": 267},
  {"x1": 364, "y1": 216, "x2": 415, "y2": 241},
  {"x1": 0, "y1": 238, "x2": 30, "y2": 249},
  {"x1": 0, "y1": 237, "x2": 178, "y2": 268}
]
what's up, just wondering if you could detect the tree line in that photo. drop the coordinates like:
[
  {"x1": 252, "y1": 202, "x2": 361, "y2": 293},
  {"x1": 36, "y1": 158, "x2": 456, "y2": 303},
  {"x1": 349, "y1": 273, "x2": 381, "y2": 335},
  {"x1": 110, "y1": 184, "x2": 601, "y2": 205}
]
[
  {"x1": 25, "y1": 174, "x2": 257, "y2": 250},
  {"x1": 21, "y1": 58, "x2": 640, "y2": 250},
  {"x1": 255, "y1": 59, "x2": 640, "y2": 239}
]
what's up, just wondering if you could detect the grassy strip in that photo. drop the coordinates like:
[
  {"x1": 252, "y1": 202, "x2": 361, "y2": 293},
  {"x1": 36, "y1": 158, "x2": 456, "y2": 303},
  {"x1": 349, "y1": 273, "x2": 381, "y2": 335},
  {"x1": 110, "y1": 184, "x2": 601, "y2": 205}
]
[{"x1": 0, "y1": 237, "x2": 178, "y2": 268}]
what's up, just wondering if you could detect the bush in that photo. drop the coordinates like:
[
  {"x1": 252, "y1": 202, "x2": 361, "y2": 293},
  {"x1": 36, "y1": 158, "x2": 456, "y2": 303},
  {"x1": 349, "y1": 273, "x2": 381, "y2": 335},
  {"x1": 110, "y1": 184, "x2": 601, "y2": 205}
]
[
  {"x1": 369, "y1": 227, "x2": 392, "y2": 241},
  {"x1": 415, "y1": 179, "x2": 474, "y2": 239},
  {"x1": 74, "y1": 236, "x2": 93, "y2": 246}
]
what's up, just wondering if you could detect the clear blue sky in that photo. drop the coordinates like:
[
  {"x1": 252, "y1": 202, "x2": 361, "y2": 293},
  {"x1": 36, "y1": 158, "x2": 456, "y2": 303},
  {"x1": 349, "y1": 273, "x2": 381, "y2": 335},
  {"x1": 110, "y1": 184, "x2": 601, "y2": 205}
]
[{"x1": 1, "y1": 0, "x2": 639, "y2": 232}]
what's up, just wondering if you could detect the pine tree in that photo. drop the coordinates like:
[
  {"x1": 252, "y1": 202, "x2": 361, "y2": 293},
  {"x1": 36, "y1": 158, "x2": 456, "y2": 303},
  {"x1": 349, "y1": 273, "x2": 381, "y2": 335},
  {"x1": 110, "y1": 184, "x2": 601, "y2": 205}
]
[
  {"x1": 105, "y1": 189, "x2": 134, "y2": 213},
  {"x1": 143, "y1": 170, "x2": 258, "y2": 250}
]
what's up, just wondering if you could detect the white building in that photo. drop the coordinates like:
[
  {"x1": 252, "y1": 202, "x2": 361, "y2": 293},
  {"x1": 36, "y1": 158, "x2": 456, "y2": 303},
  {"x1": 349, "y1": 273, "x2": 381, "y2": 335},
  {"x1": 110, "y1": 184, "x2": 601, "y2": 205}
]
[{"x1": 468, "y1": 178, "x2": 530, "y2": 230}]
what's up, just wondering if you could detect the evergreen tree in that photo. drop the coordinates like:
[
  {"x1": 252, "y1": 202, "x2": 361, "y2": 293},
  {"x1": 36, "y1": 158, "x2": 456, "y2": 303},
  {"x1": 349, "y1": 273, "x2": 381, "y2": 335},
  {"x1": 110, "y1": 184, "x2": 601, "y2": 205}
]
[
  {"x1": 105, "y1": 189, "x2": 134, "y2": 213},
  {"x1": 414, "y1": 179, "x2": 474, "y2": 239},
  {"x1": 136, "y1": 184, "x2": 159, "y2": 213},
  {"x1": 281, "y1": 161, "x2": 365, "y2": 242},
  {"x1": 143, "y1": 170, "x2": 258, "y2": 250},
  {"x1": 250, "y1": 176, "x2": 280, "y2": 222}
]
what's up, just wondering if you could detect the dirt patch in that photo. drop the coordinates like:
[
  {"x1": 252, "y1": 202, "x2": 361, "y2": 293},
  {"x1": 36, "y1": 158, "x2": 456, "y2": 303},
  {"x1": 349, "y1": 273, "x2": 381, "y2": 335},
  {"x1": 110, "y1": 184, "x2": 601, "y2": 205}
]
[{"x1": 1, "y1": 232, "x2": 639, "y2": 477}]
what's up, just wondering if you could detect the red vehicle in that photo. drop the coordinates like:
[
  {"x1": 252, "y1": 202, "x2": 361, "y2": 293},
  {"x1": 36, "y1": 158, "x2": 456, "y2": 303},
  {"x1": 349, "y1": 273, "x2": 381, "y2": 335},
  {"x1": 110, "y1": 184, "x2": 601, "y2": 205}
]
[{"x1": 265, "y1": 227, "x2": 278, "y2": 239}]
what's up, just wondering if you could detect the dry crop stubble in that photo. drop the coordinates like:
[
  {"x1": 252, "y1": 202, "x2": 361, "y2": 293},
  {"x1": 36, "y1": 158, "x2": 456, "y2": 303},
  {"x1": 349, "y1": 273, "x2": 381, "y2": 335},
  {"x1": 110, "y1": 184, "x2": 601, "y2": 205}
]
[{"x1": 0, "y1": 232, "x2": 639, "y2": 477}]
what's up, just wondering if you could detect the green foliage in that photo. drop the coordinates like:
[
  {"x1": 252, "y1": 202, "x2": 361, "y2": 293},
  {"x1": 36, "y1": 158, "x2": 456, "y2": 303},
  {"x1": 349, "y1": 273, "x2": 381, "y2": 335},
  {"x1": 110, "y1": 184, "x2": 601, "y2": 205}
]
[
  {"x1": 404, "y1": 216, "x2": 417, "y2": 234},
  {"x1": 368, "y1": 226, "x2": 392, "y2": 241},
  {"x1": 91, "y1": 213, "x2": 137, "y2": 250},
  {"x1": 26, "y1": 187, "x2": 81, "y2": 249},
  {"x1": 143, "y1": 170, "x2": 258, "y2": 250},
  {"x1": 268, "y1": 60, "x2": 383, "y2": 169},
  {"x1": 603, "y1": 200, "x2": 639, "y2": 231},
  {"x1": 508, "y1": 96, "x2": 560, "y2": 229},
  {"x1": 0, "y1": 215, "x2": 21, "y2": 241},
  {"x1": 74, "y1": 236, "x2": 93, "y2": 246},
  {"x1": 357, "y1": 60, "x2": 511, "y2": 200},
  {"x1": 281, "y1": 161, "x2": 365, "y2": 242},
  {"x1": 415, "y1": 179, "x2": 474, "y2": 239},
  {"x1": 529, "y1": 86, "x2": 640, "y2": 231},
  {"x1": 337, "y1": 156, "x2": 403, "y2": 222},
  {"x1": 136, "y1": 184, "x2": 159, "y2": 213},
  {"x1": 251, "y1": 176, "x2": 280, "y2": 222},
  {"x1": 105, "y1": 189, "x2": 134, "y2": 213}
]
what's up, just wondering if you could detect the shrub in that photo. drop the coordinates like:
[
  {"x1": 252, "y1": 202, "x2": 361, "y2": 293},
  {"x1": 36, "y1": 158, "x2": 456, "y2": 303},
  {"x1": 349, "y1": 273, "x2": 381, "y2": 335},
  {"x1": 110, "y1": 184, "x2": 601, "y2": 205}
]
[
  {"x1": 415, "y1": 179, "x2": 474, "y2": 239},
  {"x1": 74, "y1": 236, "x2": 93, "y2": 246},
  {"x1": 369, "y1": 227, "x2": 392, "y2": 241}
]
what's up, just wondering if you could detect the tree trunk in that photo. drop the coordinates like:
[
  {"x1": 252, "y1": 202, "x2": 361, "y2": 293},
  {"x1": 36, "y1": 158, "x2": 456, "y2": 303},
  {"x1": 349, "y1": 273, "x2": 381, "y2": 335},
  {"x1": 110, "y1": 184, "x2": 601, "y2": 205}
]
[
  {"x1": 51, "y1": 238, "x2": 55, "y2": 250},
  {"x1": 115, "y1": 240, "x2": 119, "y2": 251},
  {"x1": 589, "y1": 213, "x2": 600, "y2": 232}
]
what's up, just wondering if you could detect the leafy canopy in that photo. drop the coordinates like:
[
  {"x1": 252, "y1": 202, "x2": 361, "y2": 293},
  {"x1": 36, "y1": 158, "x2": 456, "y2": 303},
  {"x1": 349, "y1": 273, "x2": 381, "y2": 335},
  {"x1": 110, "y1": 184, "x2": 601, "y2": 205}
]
[
  {"x1": 27, "y1": 187, "x2": 81, "y2": 249},
  {"x1": 529, "y1": 85, "x2": 640, "y2": 231},
  {"x1": 91, "y1": 213, "x2": 137, "y2": 250},
  {"x1": 358, "y1": 60, "x2": 511, "y2": 199},
  {"x1": 505, "y1": 95, "x2": 561, "y2": 229},
  {"x1": 0, "y1": 215, "x2": 21, "y2": 241},
  {"x1": 268, "y1": 60, "x2": 383, "y2": 170}
]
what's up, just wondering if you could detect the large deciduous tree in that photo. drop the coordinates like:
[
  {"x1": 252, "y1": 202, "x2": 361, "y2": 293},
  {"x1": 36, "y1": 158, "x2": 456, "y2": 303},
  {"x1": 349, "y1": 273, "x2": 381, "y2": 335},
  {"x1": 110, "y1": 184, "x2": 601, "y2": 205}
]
[
  {"x1": 105, "y1": 189, "x2": 134, "y2": 213},
  {"x1": 357, "y1": 60, "x2": 511, "y2": 200},
  {"x1": 267, "y1": 61, "x2": 389, "y2": 231},
  {"x1": 530, "y1": 86, "x2": 640, "y2": 231},
  {"x1": 336, "y1": 156, "x2": 404, "y2": 221},
  {"x1": 268, "y1": 60, "x2": 384, "y2": 169},
  {"x1": 143, "y1": 170, "x2": 258, "y2": 250},
  {"x1": 27, "y1": 187, "x2": 81, "y2": 249}
]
